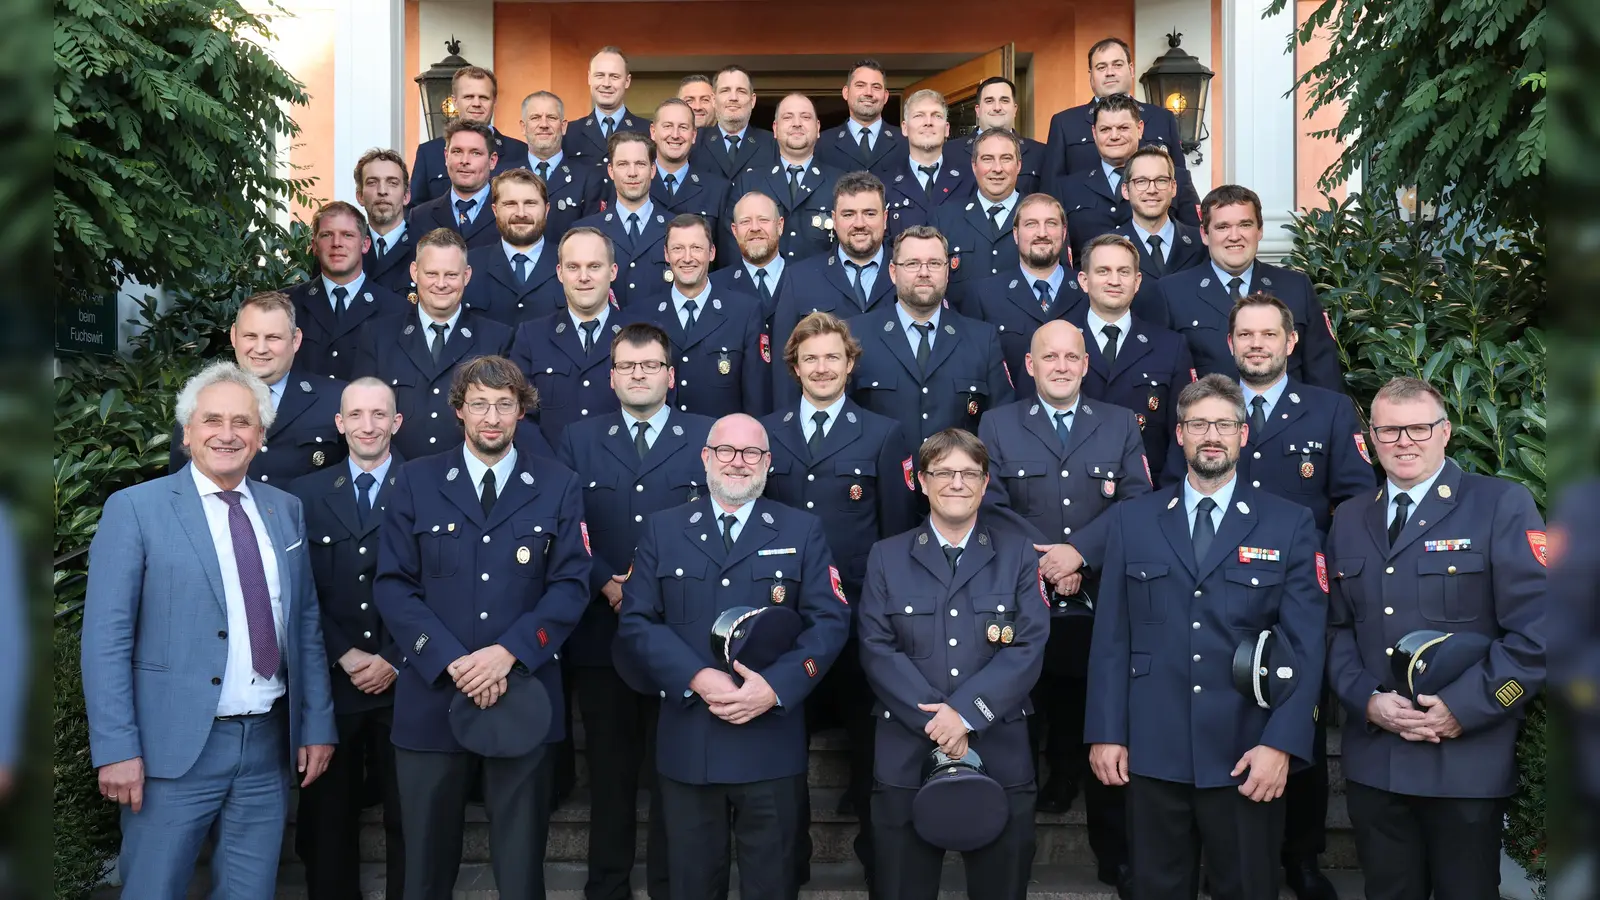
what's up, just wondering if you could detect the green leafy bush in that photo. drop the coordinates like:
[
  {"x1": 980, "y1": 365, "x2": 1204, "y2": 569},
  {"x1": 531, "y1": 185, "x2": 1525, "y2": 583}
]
[{"x1": 1285, "y1": 195, "x2": 1547, "y2": 885}]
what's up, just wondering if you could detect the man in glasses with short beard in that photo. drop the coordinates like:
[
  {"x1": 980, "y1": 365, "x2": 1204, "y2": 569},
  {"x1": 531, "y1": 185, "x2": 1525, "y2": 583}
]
[{"x1": 618, "y1": 413, "x2": 851, "y2": 900}]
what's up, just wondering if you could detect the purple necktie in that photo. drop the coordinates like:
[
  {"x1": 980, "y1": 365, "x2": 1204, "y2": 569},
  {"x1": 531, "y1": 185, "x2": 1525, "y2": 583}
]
[{"x1": 219, "y1": 491, "x2": 280, "y2": 679}]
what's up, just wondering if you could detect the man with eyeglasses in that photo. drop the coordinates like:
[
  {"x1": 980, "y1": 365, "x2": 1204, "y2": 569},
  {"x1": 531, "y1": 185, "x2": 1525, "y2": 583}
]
[
  {"x1": 1155, "y1": 184, "x2": 1343, "y2": 391},
  {"x1": 857, "y1": 427, "x2": 1048, "y2": 900},
  {"x1": 509, "y1": 227, "x2": 635, "y2": 450},
  {"x1": 1114, "y1": 145, "x2": 1207, "y2": 321},
  {"x1": 934, "y1": 129, "x2": 1026, "y2": 310},
  {"x1": 847, "y1": 226, "x2": 1013, "y2": 445},
  {"x1": 1158, "y1": 293, "x2": 1373, "y2": 900},
  {"x1": 976, "y1": 320, "x2": 1148, "y2": 895},
  {"x1": 557, "y1": 322, "x2": 716, "y2": 900},
  {"x1": 1086, "y1": 374, "x2": 1325, "y2": 900},
  {"x1": 572, "y1": 131, "x2": 669, "y2": 309},
  {"x1": 760, "y1": 311, "x2": 919, "y2": 880},
  {"x1": 375, "y1": 355, "x2": 592, "y2": 900},
  {"x1": 353, "y1": 228, "x2": 526, "y2": 463},
  {"x1": 769, "y1": 172, "x2": 895, "y2": 408},
  {"x1": 618, "y1": 413, "x2": 851, "y2": 900},
  {"x1": 634, "y1": 214, "x2": 769, "y2": 419},
  {"x1": 883, "y1": 90, "x2": 973, "y2": 243},
  {"x1": 1051, "y1": 93, "x2": 1141, "y2": 266},
  {"x1": 1324, "y1": 376, "x2": 1544, "y2": 900}
]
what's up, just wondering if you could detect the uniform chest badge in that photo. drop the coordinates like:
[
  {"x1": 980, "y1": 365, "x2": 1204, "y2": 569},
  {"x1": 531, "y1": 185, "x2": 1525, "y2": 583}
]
[
  {"x1": 1438, "y1": 485, "x2": 1452, "y2": 499},
  {"x1": 1000, "y1": 624, "x2": 1015, "y2": 644},
  {"x1": 1237, "y1": 546, "x2": 1281, "y2": 563},
  {"x1": 967, "y1": 398, "x2": 980, "y2": 416},
  {"x1": 1102, "y1": 478, "x2": 1116, "y2": 498},
  {"x1": 312, "y1": 450, "x2": 326, "y2": 466},
  {"x1": 1353, "y1": 433, "x2": 1371, "y2": 465},
  {"x1": 718, "y1": 355, "x2": 732, "y2": 375},
  {"x1": 1136, "y1": 413, "x2": 1147, "y2": 429},
  {"x1": 771, "y1": 582, "x2": 787, "y2": 603},
  {"x1": 849, "y1": 484, "x2": 863, "y2": 501},
  {"x1": 1424, "y1": 539, "x2": 1472, "y2": 552},
  {"x1": 1148, "y1": 395, "x2": 1160, "y2": 411},
  {"x1": 517, "y1": 546, "x2": 532, "y2": 564},
  {"x1": 1300, "y1": 460, "x2": 1315, "y2": 478},
  {"x1": 986, "y1": 622, "x2": 1001, "y2": 643}
]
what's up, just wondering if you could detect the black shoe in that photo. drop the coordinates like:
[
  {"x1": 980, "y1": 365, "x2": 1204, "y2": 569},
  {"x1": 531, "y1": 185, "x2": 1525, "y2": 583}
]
[
  {"x1": 1035, "y1": 779, "x2": 1077, "y2": 814},
  {"x1": 1283, "y1": 858, "x2": 1339, "y2": 900}
]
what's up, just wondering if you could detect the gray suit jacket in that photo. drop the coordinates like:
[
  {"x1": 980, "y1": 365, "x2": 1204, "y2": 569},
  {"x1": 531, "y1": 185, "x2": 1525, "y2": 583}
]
[{"x1": 81, "y1": 465, "x2": 337, "y2": 779}]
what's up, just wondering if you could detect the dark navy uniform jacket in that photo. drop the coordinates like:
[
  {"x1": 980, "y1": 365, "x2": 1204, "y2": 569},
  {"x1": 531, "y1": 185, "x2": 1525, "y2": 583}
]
[
  {"x1": 510, "y1": 310, "x2": 636, "y2": 450},
  {"x1": 363, "y1": 227, "x2": 418, "y2": 296},
  {"x1": 1155, "y1": 262, "x2": 1344, "y2": 392},
  {"x1": 647, "y1": 167, "x2": 730, "y2": 246},
  {"x1": 561, "y1": 110, "x2": 649, "y2": 173},
  {"x1": 1326, "y1": 460, "x2": 1545, "y2": 798},
  {"x1": 769, "y1": 250, "x2": 896, "y2": 408},
  {"x1": 725, "y1": 160, "x2": 842, "y2": 264},
  {"x1": 524, "y1": 157, "x2": 605, "y2": 250},
  {"x1": 557, "y1": 411, "x2": 715, "y2": 667},
  {"x1": 374, "y1": 448, "x2": 591, "y2": 751},
  {"x1": 963, "y1": 268, "x2": 1084, "y2": 390},
  {"x1": 1054, "y1": 168, "x2": 1133, "y2": 267},
  {"x1": 1042, "y1": 101, "x2": 1200, "y2": 227},
  {"x1": 288, "y1": 279, "x2": 409, "y2": 381},
  {"x1": 1085, "y1": 481, "x2": 1326, "y2": 787},
  {"x1": 169, "y1": 371, "x2": 347, "y2": 487},
  {"x1": 460, "y1": 241, "x2": 565, "y2": 327},
  {"x1": 408, "y1": 191, "x2": 502, "y2": 250},
  {"x1": 570, "y1": 205, "x2": 670, "y2": 310},
  {"x1": 858, "y1": 514, "x2": 1049, "y2": 789},
  {"x1": 617, "y1": 497, "x2": 852, "y2": 785},
  {"x1": 352, "y1": 308, "x2": 516, "y2": 462},
  {"x1": 816, "y1": 121, "x2": 904, "y2": 178},
  {"x1": 632, "y1": 285, "x2": 770, "y2": 420},
  {"x1": 710, "y1": 261, "x2": 788, "y2": 331},
  {"x1": 1113, "y1": 220, "x2": 1208, "y2": 322},
  {"x1": 408, "y1": 128, "x2": 530, "y2": 209},
  {"x1": 932, "y1": 197, "x2": 1021, "y2": 310},
  {"x1": 1161, "y1": 380, "x2": 1375, "y2": 534},
  {"x1": 1064, "y1": 305, "x2": 1194, "y2": 486},
  {"x1": 760, "y1": 400, "x2": 919, "y2": 594},
  {"x1": 979, "y1": 397, "x2": 1152, "y2": 590},
  {"x1": 882, "y1": 155, "x2": 975, "y2": 242},
  {"x1": 691, "y1": 126, "x2": 781, "y2": 182},
  {"x1": 945, "y1": 132, "x2": 1047, "y2": 197},
  {"x1": 290, "y1": 454, "x2": 405, "y2": 714},
  {"x1": 847, "y1": 305, "x2": 1014, "y2": 444}
]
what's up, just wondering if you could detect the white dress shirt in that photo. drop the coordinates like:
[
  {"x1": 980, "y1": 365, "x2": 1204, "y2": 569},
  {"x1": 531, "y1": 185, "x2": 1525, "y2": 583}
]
[
  {"x1": 712, "y1": 498, "x2": 757, "y2": 543},
  {"x1": 192, "y1": 466, "x2": 286, "y2": 716},
  {"x1": 1086, "y1": 307, "x2": 1134, "y2": 357}
]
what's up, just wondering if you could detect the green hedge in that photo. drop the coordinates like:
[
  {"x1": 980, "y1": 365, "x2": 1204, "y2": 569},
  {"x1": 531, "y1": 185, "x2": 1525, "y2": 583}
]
[{"x1": 1285, "y1": 195, "x2": 1547, "y2": 885}]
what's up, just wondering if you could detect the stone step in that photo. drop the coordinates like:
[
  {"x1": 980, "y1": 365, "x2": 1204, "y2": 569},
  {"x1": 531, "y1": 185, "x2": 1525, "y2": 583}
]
[
  {"x1": 98, "y1": 861, "x2": 1370, "y2": 900},
  {"x1": 283, "y1": 788, "x2": 1359, "y2": 869}
]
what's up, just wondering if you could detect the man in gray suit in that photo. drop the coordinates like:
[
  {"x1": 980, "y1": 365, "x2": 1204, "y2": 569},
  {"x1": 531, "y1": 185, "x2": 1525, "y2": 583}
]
[{"x1": 82, "y1": 359, "x2": 338, "y2": 899}]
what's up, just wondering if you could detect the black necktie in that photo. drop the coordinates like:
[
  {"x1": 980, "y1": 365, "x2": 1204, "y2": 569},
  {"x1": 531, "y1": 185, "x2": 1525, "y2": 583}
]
[
  {"x1": 354, "y1": 472, "x2": 375, "y2": 527},
  {"x1": 682, "y1": 299, "x2": 698, "y2": 330},
  {"x1": 455, "y1": 198, "x2": 475, "y2": 225},
  {"x1": 331, "y1": 286, "x2": 348, "y2": 322},
  {"x1": 720, "y1": 513, "x2": 737, "y2": 552},
  {"x1": 858, "y1": 127, "x2": 872, "y2": 158},
  {"x1": 664, "y1": 173, "x2": 678, "y2": 195},
  {"x1": 1110, "y1": 165, "x2": 1124, "y2": 194},
  {"x1": 987, "y1": 203, "x2": 1006, "y2": 234},
  {"x1": 943, "y1": 545, "x2": 963, "y2": 573},
  {"x1": 536, "y1": 161, "x2": 550, "y2": 182},
  {"x1": 1034, "y1": 279, "x2": 1053, "y2": 312},
  {"x1": 429, "y1": 322, "x2": 448, "y2": 363},
  {"x1": 375, "y1": 236, "x2": 387, "y2": 258},
  {"x1": 512, "y1": 252, "x2": 529, "y2": 285},
  {"x1": 1228, "y1": 276, "x2": 1245, "y2": 300},
  {"x1": 1389, "y1": 493, "x2": 1413, "y2": 546},
  {"x1": 725, "y1": 133, "x2": 742, "y2": 154},
  {"x1": 913, "y1": 322, "x2": 934, "y2": 370},
  {"x1": 754, "y1": 268, "x2": 771, "y2": 303},
  {"x1": 1146, "y1": 235, "x2": 1166, "y2": 276},
  {"x1": 634, "y1": 421, "x2": 650, "y2": 459},
  {"x1": 787, "y1": 165, "x2": 804, "y2": 205},
  {"x1": 602, "y1": 117, "x2": 615, "y2": 138},
  {"x1": 807, "y1": 410, "x2": 828, "y2": 458},
  {"x1": 627, "y1": 212, "x2": 641, "y2": 240},
  {"x1": 1102, "y1": 324, "x2": 1121, "y2": 368},
  {"x1": 918, "y1": 164, "x2": 938, "y2": 191},
  {"x1": 1249, "y1": 396, "x2": 1268, "y2": 438},
  {"x1": 1054, "y1": 410, "x2": 1073, "y2": 448},
  {"x1": 1193, "y1": 496, "x2": 1217, "y2": 562},
  {"x1": 480, "y1": 469, "x2": 497, "y2": 517},
  {"x1": 580, "y1": 319, "x2": 601, "y2": 354},
  {"x1": 844, "y1": 261, "x2": 871, "y2": 309}
]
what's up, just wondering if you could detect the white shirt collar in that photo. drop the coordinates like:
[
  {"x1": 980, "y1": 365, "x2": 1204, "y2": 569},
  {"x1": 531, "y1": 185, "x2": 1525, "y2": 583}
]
[
  {"x1": 370, "y1": 219, "x2": 406, "y2": 245},
  {"x1": 799, "y1": 395, "x2": 847, "y2": 435},
  {"x1": 461, "y1": 445, "x2": 518, "y2": 497},
  {"x1": 896, "y1": 302, "x2": 941, "y2": 335},
  {"x1": 418, "y1": 303, "x2": 464, "y2": 335},
  {"x1": 977, "y1": 190, "x2": 1021, "y2": 216},
  {"x1": 321, "y1": 273, "x2": 365, "y2": 306},
  {"x1": 1087, "y1": 306, "x2": 1134, "y2": 343},
  {"x1": 744, "y1": 255, "x2": 785, "y2": 284},
  {"x1": 1037, "y1": 393, "x2": 1080, "y2": 417},
  {"x1": 712, "y1": 498, "x2": 757, "y2": 538},
  {"x1": 1130, "y1": 216, "x2": 1176, "y2": 248},
  {"x1": 1184, "y1": 475, "x2": 1238, "y2": 526},
  {"x1": 1388, "y1": 461, "x2": 1449, "y2": 511},
  {"x1": 504, "y1": 237, "x2": 545, "y2": 266},
  {"x1": 670, "y1": 284, "x2": 710, "y2": 315},
  {"x1": 1241, "y1": 375, "x2": 1289, "y2": 418},
  {"x1": 1211, "y1": 260, "x2": 1255, "y2": 291},
  {"x1": 617, "y1": 198, "x2": 655, "y2": 225},
  {"x1": 191, "y1": 464, "x2": 254, "y2": 502},
  {"x1": 935, "y1": 522, "x2": 974, "y2": 550},
  {"x1": 348, "y1": 455, "x2": 393, "y2": 494},
  {"x1": 622, "y1": 403, "x2": 671, "y2": 439},
  {"x1": 569, "y1": 305, "x2": 610, "y2": 334}
]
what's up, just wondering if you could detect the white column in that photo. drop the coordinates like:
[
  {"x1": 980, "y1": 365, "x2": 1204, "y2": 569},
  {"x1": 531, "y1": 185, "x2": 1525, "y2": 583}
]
[
  {"x1": 417, "y1": 0, "x2": 495, "y2": 138},
  {"x1": 1134, "y1": 0, "x2": 1214, "y2": 196},
  {"x1": 333, "y1": 0, "x2": 406, "y2": 202},
  {"x1": 1222, "y1": 0, "x2": 1297, "y2": 257}
]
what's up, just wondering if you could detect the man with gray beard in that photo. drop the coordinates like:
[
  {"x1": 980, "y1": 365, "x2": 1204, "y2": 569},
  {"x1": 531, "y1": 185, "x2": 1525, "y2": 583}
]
[{"x1": 618, "y1": 413, "x2": 852, "y2": 900}]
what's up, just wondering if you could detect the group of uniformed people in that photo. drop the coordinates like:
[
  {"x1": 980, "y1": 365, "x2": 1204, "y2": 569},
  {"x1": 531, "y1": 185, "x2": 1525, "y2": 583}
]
[{"x1": 164, "y1": 35, "x2": 1546, "y2": 900}]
